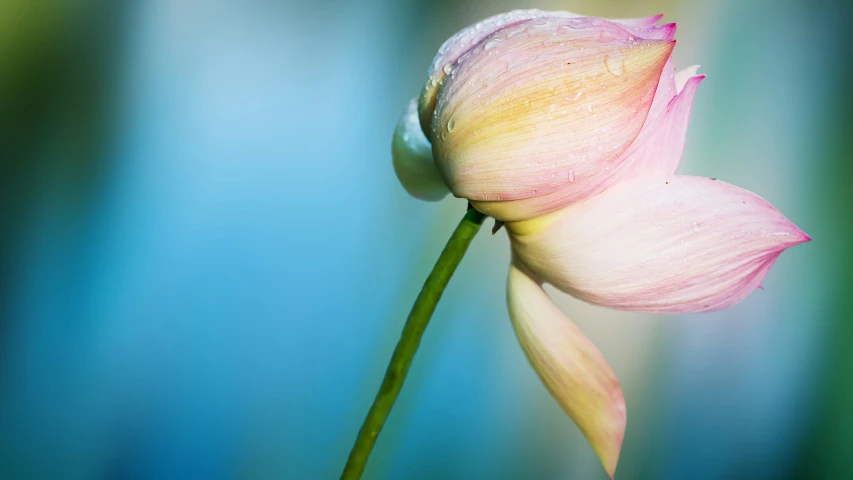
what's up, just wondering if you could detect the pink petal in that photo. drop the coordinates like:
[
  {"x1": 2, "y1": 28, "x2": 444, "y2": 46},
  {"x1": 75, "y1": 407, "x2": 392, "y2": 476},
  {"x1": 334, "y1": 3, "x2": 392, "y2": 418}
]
[
  {"x1": 611, "y1": 14, "x2": 664, "y2": 27},
  {"x1": 391, "y1": 98, "x2": 449, "y2": 201},
  {"x1": 675, "y1": 65, "x2": 701, "y2": 93},
  {"x1": 480, "y1": 65, "x2": 699, "y2": 222},
  {"x1": 418, "y1": 9, "x2": 578, "y2": 134},
  {"x1": 431, "y1": 16, "x2": 674, "y2": 212},
  {"x1": 620, "y1": 21, "x2": 677, "y2": 41},
  {"x1": 616, "y1": 71, "x2": 705, "y2": 178},
  {"x1": 507, "y1": 260, "x2": 626, "y2": 478},
  {"x1": 508, "y1": 176, "x2": 810, "y2": 313},
  {"x1": 419, "y1": 10, "x2": 678, "y2": 137},
  {"x1": 467, "y1": 56, "x2": 676, "y2": 224}
]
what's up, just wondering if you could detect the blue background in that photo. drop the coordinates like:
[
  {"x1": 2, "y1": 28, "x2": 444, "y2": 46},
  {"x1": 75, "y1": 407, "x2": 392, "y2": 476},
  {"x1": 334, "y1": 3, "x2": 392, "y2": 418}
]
[{"x1": 0, "y1": 0, "x2": 850, "y2": 478}]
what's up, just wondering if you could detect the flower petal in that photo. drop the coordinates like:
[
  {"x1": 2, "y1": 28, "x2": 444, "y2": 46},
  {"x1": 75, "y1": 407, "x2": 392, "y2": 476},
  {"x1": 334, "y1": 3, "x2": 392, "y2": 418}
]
[
  {"x1": 418, "y1": 10, "x2": 672, "y2": 134},
  {"x1": 508, "y1": 176, "x2": 810, "y2": 313},
  {"x1": 508, "y1": 260, "x2": 626, "y2": 478},
  {"x1": 611, "y1": 14, "x2": 664, "y2": 27},
  {"x1": 615, "y1": 70, "x2": 705, "y2": 177},
  {"x1": 432, "y1": 16, "x2": 674, "y2": 206},
  {"x1": 474, "y1": 56, "x2": 682, "y2": 222},
  {"x1": 391, "y1": 98, "x2": 449, "y2": 201},
  {"x1": 418, "y1": 9, "x2": 580, "y2": 134},
  {"x1": 675, "y1": 64, "x2": 701, "y2": 93},
  {"x1": 620, "y1": 21, "x2": 677, "y2": 41}
]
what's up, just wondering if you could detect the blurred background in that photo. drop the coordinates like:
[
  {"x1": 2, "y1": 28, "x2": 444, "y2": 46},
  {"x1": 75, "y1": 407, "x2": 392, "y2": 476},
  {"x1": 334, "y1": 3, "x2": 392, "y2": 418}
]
[{"x1": 0, "y1": 0, "x2": 849, "y2": 479}]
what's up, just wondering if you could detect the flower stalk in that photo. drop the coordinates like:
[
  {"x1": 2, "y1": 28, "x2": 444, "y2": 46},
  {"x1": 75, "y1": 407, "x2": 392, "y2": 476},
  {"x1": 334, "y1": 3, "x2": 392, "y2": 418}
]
[{"x1": 340, "y1": 207, "x2": 487, "y2": 480}]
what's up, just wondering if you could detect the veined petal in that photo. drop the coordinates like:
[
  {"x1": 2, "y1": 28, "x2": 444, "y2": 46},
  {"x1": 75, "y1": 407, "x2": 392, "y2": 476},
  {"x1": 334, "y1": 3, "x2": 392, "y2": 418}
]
[
  {"x1": 620, "y1": 21, "x2": 676, "y2": 41},
  {"x1": 508, "y1": 260, "x2": 626, "y2": 478},
  {"x1": 418, "y1": 9, "x2": 672, "y2": 134},
  {"x1": 473, "y1": 56, "x2": 681, "y2": 222},
  {"x1": 419, "y1": 9, "x2": 580, "y2": 133},
  {"x1": 432, "y1": 16, "x2": 674, "y2": 209},
  {"x1": 616, "y1": 70, "x2": 705, "y2": 177},
  {"x1": 611, "y1": 14, "x2": 664, "y2": 27},
  {"x1": 392, "y1": 98, "x2": 449, "y2": 201},
  {"x1": 509, "y1": 176, "x2": 810, "y2": 313},
  {"x1": 419, "y1": 7, "x2": 671, "y2": 128}
]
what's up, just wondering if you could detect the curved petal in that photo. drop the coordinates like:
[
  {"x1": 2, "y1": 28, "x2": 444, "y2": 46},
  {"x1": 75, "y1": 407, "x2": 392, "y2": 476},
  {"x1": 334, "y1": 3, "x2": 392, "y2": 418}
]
[
  {"x1": 419, "y1": 9, "x2": 674, "y2": 132},
  {"x1": 509, "y1": 176, "x2": 810, "y2": 313},
  {"x1": 418, "y1": 9, "x2": 577, "y2": 133},
  {"x1": 391, "y1": 98, "x2": 449, "y2": 201},
  {"x1": 432, "y1": 16, "x2": 674, "y2": 207},
  {"x1": 508, "y1": 260, "x2": 626, "y2": 478},
  {"x1": 675, "y1": 64, "x2": 701, "y2": 93},
  {"x1": 620, "y1": 21, "x2": 676, "y2": 41},
  {"x1": 475, "y1": 56, "x2": 681, "y2": 222},
  {"x1": 611, "y1": 14, "x2": 664, "y2": 27},
  {"x1": 616, "y1": 70, "x2": 705, "y2": 177}
]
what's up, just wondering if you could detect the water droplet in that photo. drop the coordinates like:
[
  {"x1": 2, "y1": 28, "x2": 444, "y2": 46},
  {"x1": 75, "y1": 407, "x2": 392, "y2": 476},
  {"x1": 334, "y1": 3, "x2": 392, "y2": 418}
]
[
  {"x1": 568, "y1": 170, "x2": 575, "y2": 182},
  {"x1": 484, "y1": 39, "x2": 502, "y2": 51},
  {"x1": 402, "y1": 133, "x2": 410, "y2": 142},
  {"x1": 443, "y1": 63, "x2": 453, "y2": 75},
  {"x1": 447, "y1": 117, "x2": 456, "y2": 132},
  {"x1": 692, "y1": 222, "x2": 700, "y2": 233},
  {"x1": 572, "y1": 91, "x2": 582, "y2": 101},
  {"x1": 604, "y1": 55, "x2": 625, "y2": 76}
]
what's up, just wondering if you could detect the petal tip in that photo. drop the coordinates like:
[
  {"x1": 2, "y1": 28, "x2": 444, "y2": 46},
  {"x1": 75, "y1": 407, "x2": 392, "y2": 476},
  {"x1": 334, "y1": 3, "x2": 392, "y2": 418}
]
[
  {"x1": 507, "y1": 262, "x2": 627, "y2": 479},
  {"x1": 779, "y1": 219, "x2": 811, "y2": 247},
  {"x1": 675, "y1": 66, "x2": 703, "y2": 93},
  {"x1": 598, "y1": 391, "x2": 626, "y2": 479},
  {"x1": 794, "y1": 227, "x2": 812, "y2": 244}
]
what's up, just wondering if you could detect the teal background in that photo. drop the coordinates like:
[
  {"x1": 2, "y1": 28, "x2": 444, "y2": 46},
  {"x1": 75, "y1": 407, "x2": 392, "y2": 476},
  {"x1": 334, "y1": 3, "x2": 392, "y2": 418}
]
[{"x1": 0, "y1": 0, "x2": 849, "y2": 479}]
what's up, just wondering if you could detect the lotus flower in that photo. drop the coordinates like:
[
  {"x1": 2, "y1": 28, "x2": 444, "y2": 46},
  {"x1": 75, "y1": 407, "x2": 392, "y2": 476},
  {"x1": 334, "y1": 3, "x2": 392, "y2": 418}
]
[{"x1": 392, "y1": 9, "x2": 809, "y2": 478}]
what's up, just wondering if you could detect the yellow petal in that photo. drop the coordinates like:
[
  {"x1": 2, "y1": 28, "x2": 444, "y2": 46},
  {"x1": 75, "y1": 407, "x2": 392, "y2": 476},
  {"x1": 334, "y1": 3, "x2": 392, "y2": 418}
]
[
  {"x1": 507, "y1": 259, "x2": 626, "y2": 478},
  {"x1": 430, "y1": 16, "x2": 674, "y2": 221}
]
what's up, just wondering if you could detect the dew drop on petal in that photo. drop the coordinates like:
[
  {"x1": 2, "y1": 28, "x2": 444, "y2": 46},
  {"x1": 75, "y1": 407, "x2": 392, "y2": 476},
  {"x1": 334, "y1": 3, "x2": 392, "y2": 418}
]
[
  {"x1": 568, "y1": 169, "x2": 575, "y2": 182},
  {"x1": 604, "y1": 55, "x2": 625, "y2": 76}
]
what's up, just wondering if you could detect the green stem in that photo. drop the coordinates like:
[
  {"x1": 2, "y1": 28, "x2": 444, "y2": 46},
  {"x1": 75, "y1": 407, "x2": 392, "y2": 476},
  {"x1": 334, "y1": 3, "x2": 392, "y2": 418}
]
[{"x1": 340, "y1": 207, "x2": 488, "y2": 480}]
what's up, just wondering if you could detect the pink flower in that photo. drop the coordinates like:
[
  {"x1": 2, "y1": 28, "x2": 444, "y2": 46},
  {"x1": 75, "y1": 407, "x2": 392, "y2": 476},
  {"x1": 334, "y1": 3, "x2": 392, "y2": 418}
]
[
  {"x1": 506, "y1": 175, "x2": 808, "y2": 477},
  {"x1": 392, "y1": 10, "x2": 809, "y2": 478},
  {"x1": 394, "y1": 9, "x2": 700, "y2": 221}
]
